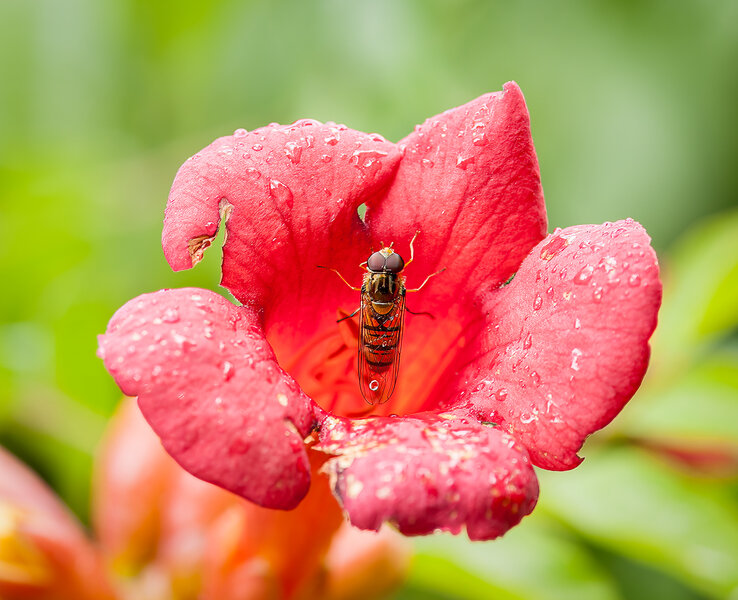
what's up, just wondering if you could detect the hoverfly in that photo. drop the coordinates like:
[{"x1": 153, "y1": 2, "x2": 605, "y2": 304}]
[{"x1": 319, "y1": 232, "x2": 444, "y2": 405}]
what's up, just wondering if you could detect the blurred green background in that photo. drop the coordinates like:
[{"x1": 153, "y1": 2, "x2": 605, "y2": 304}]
[{"x1": 1, "y1": 0, "x2": 736, "y2": 598}]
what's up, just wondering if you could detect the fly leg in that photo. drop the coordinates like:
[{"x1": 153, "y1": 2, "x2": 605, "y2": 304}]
[
  {"x1": 406, "y1": 267, "x2": 446, "y2": 292},
  {"x1": 337, "y1": 306, "x2": 360, "y2": 323},
  {"x1": 317, "y1": 265, "x2": 362, "y2": 291},
  {"x1": 404, "y1": 230, "x2": 421, "y2": 268},
  {"x1": 406, "y1": 307, "x2": 435, "y2": 319}
]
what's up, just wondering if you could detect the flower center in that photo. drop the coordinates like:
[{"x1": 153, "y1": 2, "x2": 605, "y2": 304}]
[{"x1": 280, "y1": 312, "x2": 468, "y2": 419}]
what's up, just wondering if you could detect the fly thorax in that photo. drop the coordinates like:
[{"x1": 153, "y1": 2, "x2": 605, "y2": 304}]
[{"x1": 367, "y1": 273, "x2": 397, "y2": 313}]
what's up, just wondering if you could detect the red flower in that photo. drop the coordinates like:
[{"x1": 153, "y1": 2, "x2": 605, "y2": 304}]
[
  {"x1": 0, "y1": 399, "x2": 410, "y2": 600},
  {"x1": 98, "y1": 82, "x2": 662, "y2": 540}
]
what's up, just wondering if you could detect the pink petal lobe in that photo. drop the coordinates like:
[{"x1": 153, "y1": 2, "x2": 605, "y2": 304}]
[
  {"x1": 163, "y1": 122, "x2": 401, "y2": 353},
  {"x1": 316, "y1": 413, "x2": 539, "y2": 540},
  {"x1": 367, "y1": 81, "x2": 547, "y2": 306},
  {"x1": 98, "y1": 288, "x2": 315, "y2": 509},
  {"x1": 460, "y1": 220, "x2": 662, "y2": 470}
]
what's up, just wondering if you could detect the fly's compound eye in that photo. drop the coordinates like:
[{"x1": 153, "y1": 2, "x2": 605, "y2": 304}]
[
  {"x1": 367, "y1": 251, "x2": 385, "y2": 272},
  {"x1": 384, "y1": 252, "x2": 405, "y2": 273}
]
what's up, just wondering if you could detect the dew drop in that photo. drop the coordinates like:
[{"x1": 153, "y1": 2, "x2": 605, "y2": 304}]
[
  {"x1": 252, "y1": 143, "x2": 263, "y2": 151},
  {"x1": 233, "y1": 128, "x2": 248, "y2": 137},
  {"x1": 422, "y1": 158, "x2": 434, "y2": 168},
  {"x1": 321, "y1": 154, "x2": 332, "y2": 163},
  {"x1": 628, "y1": 273, "x2": 641, "y2": 287},
  {"x1": 540, "y1": 236, "x2": 568, "y2": 260},
  {"x1": 269, "y1": 178, "x2": 294, "y2": 210},
  {"x1": 455, "y1": 154, "x2": 474, "y2": 170},
  {"x1": 574, "y1": 265, "x2": 594, "y2": 284},
  {"x1": 530, "y1": 371, "x2": 541, "y2": 385},
  {"x1": 284, "y1": 141, "x2": 302, "y2": 164},
  {"x1": 495, "y1": 388, "x2": 508, "y2": 401},
  {"x1": 533, "y1": 294, "x2": 543, "y2": 310},
  {"x1": 593, "y1": 287, "x2": 603, "y2": 302},
  {"x1": 162, "y1": 308, "x2": 180, "y2": 323},
  {"x1": 350, "y1": 149, "x2": 388, "y2": 177},
  {"x1": 222, "y1": 361, "x2": 235, "y2": 381},
  {"x1": 523, "y1": 333, "x2": 532, "y2": 349},
  {"x1": 570, "y1": 348, "x2": 582, "y2": 371}
]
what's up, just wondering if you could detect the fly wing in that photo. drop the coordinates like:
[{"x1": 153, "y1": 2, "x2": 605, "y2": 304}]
[{"x1": 358, "y1": 291, "x2": 405, "y2": 404}]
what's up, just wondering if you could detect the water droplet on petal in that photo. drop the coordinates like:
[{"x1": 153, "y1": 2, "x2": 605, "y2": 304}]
[
  {"x1": 570, "y1": 348, "x2": 582, "y2": 371},
  {"x1": 455, "y1": 154, "x2": 474, "y2": 170},
  {"x1": 574, "y1": 265, "x2": 594, "y2": 284},
  {"x1": 233, "y1": 128, "x2": 248, "y2": 137},
  {"x1": 222, "y1": 361, "x2": 235, "y2": 381},
  {"x1": 162, "y1": 308, "x2": 180, "y2": 323},
  {"x1": 495, "y1": 388, "x2": 508, "y2": 401},
  {"x1": 350, "y1": 149, "x2": 388, "y2": 177},
  {"x1": 269, "y1": 179, "x2": 294, "y2": 210},
  {"x1": 252, "y1": 143, "x2": 263, "y2": 151},
  {"x1": 540, "y1": 236, "x2": 569, "y2": 260},
  {"x1": 284, "y1": 141, "x2": 302, "y2": 164},
  {"x1": 593, "y1": 287, "x2": 603, "y2": 302},
  {"x1": 422, "y1": 158, "x2": 434, "y2": 168},
  {"x1": 533, "y1": 294, "x2": 543, "y2": 310},
  {"x1": 530, "y1": 371, "x2": 541, "y2": 385},
  {"x1": 628, "y1": 273, "x2": 641, "y2": 287},
  {"x1": 523, "y1": 333, "x2": 532, "y2": 349}
]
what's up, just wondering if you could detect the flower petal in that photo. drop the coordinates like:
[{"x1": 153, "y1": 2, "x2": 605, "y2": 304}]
[
  {"x1": 367, "y1": 81, "x2": 547, "y2": 304},
  {"x1": 98, "y1": 288, "x2": 315, "y2": 509},
  {"x1": 460, "y1": 220, "x2": 661, "y2": 470},
  {"x1": 0, "y1": 448, "x2": 115, "y2": 600},
  {"x1": 316, "y1": 413, "x2": 539, "y2": 540},
  {"x1": 93, "y1": 397, "x2": 175, "y2": 574},
  {"x1": 200, "y1": 451, "x2": 344, "y2": 600},
  {"x1": 323, "y1": 525, "x2": 411, "y2": 600},
  {"x1": 162, "y1": 122, "x2": 401, "y2": 349}
]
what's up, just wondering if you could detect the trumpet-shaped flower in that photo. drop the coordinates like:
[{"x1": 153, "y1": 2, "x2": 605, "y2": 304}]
[{"x1": 98, "y1": 82, "x2": 661, "y2": 540}]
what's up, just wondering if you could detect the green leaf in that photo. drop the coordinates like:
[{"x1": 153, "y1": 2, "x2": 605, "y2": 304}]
[
  {"x1": 652, "y1": 211, "x2": 738, "y2": 372},
  {"x1": 539, "y1": 448, "x2": 738, "y2": 598},
  {"x1": 617, "y1": 352, "x2": 738, "y2": 447},
  {"x1": 403, "y1": 514, "x2": 618, "y2": 600}
]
